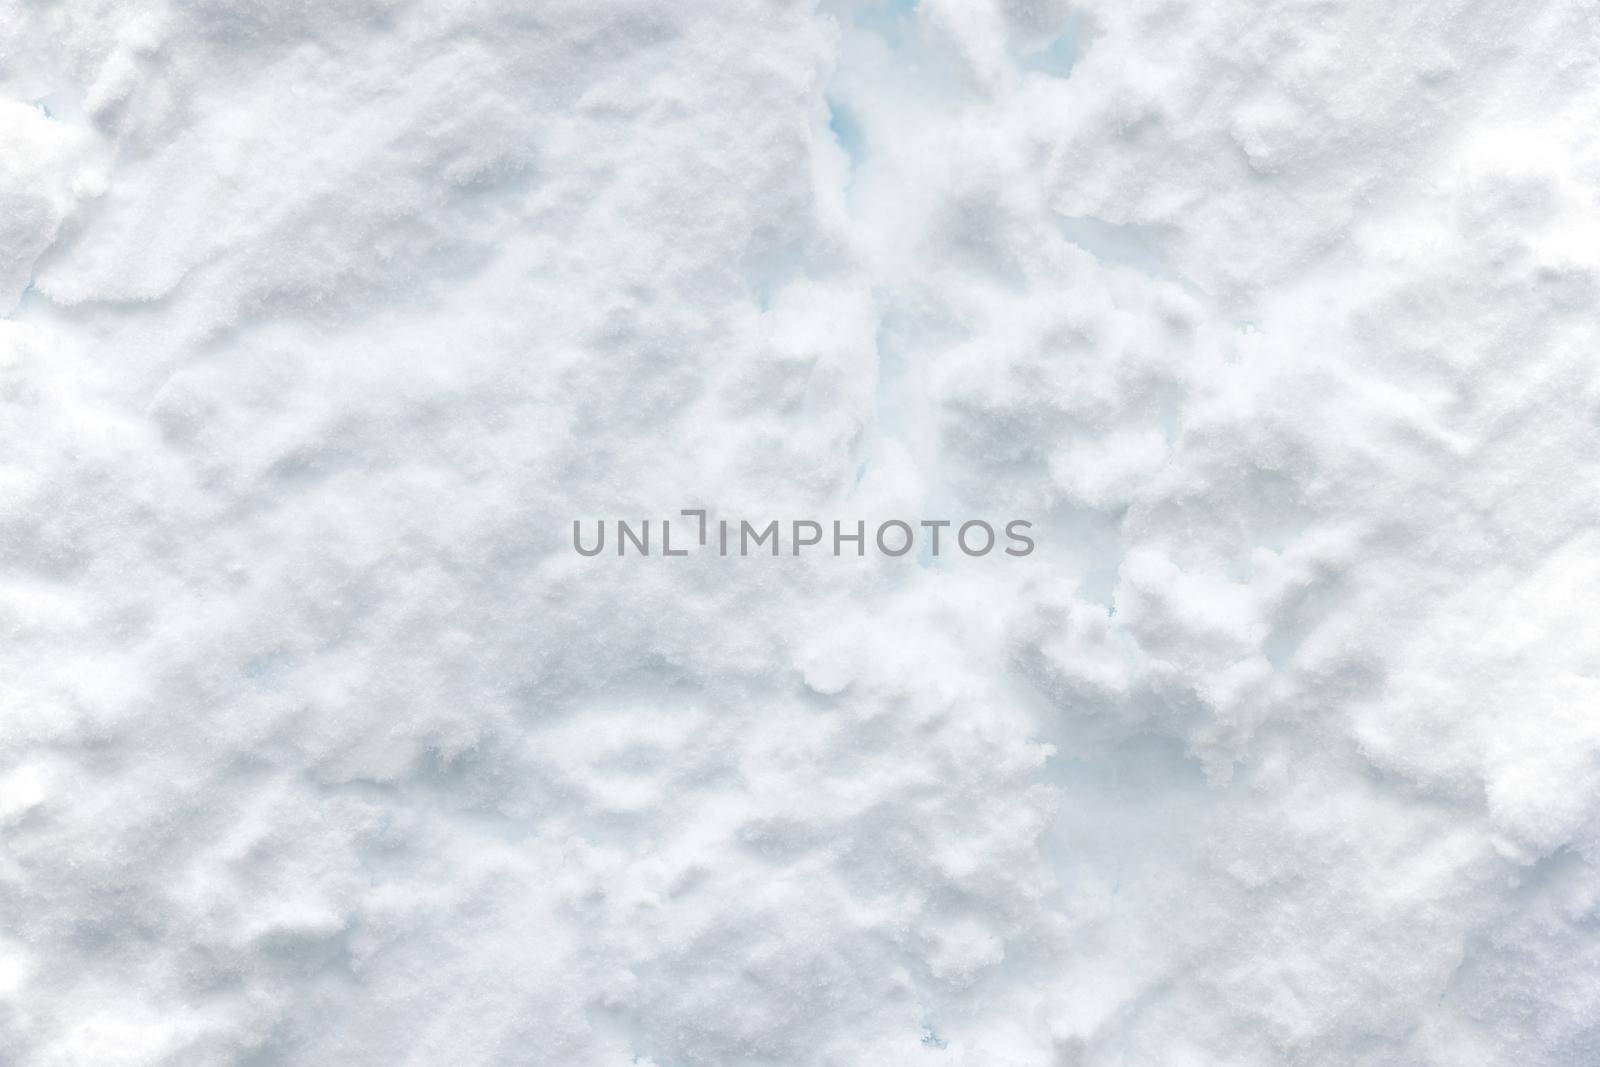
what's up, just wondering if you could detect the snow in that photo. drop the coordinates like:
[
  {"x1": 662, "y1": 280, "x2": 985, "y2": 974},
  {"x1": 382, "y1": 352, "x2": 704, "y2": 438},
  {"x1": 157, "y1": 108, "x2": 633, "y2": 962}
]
[{"x1": 3, "y1": 0, "x2": 1600, "y2": 1063}]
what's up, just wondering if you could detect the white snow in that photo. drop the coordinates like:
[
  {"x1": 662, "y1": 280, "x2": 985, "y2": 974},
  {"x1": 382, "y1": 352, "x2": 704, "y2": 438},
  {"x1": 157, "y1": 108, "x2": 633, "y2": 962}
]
[{"x1": 3, "y1": 0, "x2": 1600, "y2": 1063}]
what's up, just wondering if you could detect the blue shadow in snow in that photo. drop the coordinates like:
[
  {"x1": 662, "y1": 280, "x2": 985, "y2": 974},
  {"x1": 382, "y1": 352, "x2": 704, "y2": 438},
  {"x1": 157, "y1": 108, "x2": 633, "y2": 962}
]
[
  {"x1": 1018, "y1": 15, "x2": 1088, "y2": 78},
  {"x1": 826, "y1": 97, "x2": 866, "y2": 168},
  {"x1": 856, "y1": 0, "x2": 919, "y2": 44}
]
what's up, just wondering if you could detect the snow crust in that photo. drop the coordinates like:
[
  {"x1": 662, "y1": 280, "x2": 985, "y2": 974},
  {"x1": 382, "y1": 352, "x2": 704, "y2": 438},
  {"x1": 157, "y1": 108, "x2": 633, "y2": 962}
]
[{"x1": 3, "y1": 0, "x2": 1600, "y2": 1063}]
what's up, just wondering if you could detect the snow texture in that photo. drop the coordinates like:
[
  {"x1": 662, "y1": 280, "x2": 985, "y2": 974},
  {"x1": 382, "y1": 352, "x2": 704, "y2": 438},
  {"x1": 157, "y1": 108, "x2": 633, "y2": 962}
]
[{"x1": 3, "y1": 0, "x2": 1600, "y2": 1063}]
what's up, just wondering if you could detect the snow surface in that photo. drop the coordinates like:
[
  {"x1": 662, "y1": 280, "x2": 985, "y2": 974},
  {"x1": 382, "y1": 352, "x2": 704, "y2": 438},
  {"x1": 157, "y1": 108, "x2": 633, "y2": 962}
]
[{"x1": 3, "y1": 0, "x2": 1600, "y2": 1063}]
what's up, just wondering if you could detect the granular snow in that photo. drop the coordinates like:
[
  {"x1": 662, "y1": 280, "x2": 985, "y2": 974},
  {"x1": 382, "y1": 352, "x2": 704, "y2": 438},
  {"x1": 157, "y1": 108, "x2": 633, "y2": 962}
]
[{"x1": 2, "y1": 0, "x2": 1599, "y2": 1064}]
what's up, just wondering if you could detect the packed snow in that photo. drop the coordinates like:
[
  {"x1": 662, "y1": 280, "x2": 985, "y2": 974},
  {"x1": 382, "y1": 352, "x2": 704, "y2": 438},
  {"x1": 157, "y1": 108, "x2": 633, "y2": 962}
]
[{"x1": 3, "y1": 0, "x2": 1600, "y2": 1063}]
